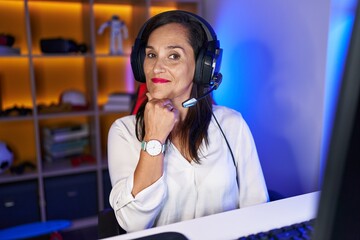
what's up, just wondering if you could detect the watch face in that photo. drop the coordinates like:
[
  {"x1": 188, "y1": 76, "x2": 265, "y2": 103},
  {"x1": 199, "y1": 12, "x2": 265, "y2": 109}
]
[{"x1": 146, "y1": 140, "x2": 163, "y2": 156}]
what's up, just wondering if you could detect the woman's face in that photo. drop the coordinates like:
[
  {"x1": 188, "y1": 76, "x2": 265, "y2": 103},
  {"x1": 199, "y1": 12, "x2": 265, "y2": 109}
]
[{"x1": 143, "y1": 23, "x2": 196, "y2": 104}]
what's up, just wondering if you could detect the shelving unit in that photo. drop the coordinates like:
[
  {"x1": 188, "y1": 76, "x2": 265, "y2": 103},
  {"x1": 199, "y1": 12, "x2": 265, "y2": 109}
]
[{"x1": 0, "y1": 0, "x2": 201, "y2": 231}]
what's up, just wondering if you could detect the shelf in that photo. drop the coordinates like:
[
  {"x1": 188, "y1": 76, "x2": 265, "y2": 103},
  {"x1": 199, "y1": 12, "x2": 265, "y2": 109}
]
[
  {"x1": 0, "y1": 0, "x2": 201, "y2": 230},
  {"x1": 28, "y1": 1, "x2": 91, "y2": 55},
  {"x1": 0, "y1": 116, "x2": 33, "y2": 122},
  {"x1": 42, "y1": 160, "x2": 98, "y2": 178},
  {"x1": 95, "y1": 53, "x2": 130, "y2": 58},
  {"x1": 0, "y1": 55, "x2": 29, "y2": 58},
  {"x1": 0, "y1": 58, "x2": 33, "y2": 110},
  {"x1": 37, "y1": 111, "x2": 95, "y2": 119},
  {"x1": 0, "y1": 121, "x2": 37, "y2": 167},
  {"x1": 31, "y1": 54, "x2": 93, "y2": 58},
  {"x1": 94, "y1": 3, "x2": 134, "y2": 55},
  {"x1": 0, "y1": 172, "x2": 38, "y2": 184},
  {"x1": 99, "y1": 109, "x2": 132, "y2": 115},
  {"x1": 0, "y1": 1, "x2": 29, "y2": 54}
]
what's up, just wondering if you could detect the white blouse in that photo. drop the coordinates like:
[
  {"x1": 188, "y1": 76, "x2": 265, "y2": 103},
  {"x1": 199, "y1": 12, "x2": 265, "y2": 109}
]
[{"x1": 108, "y1": 105, "x2": 269, "y2": 232}]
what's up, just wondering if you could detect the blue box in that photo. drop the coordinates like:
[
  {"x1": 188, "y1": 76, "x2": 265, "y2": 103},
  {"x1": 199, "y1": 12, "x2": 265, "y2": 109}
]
[
  {"x1": 0, "y1": 181, "x2": 40, "y2": 228},
  {"x1": 44, "y1": 172, "x2": 98, "y2": 220}
]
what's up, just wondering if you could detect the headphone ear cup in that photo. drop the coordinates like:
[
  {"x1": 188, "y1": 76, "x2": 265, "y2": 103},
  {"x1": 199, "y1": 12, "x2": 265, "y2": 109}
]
[
  {"x1": 194, "y1": 47, "x2": 206, "y2": 85},
  {"x1": 194, "y1": 45, "x2": 216, "y2": 86},
  {"x1": 202, "y1": 53, "x2": 214, "y2": 85},
  {"x1": 131, "y1": 39, "x2": 146, "y2": 83}
]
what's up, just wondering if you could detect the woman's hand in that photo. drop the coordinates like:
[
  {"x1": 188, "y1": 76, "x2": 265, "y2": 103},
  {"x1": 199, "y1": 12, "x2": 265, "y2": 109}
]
[{"x1": 144, "y1": 92, "x2": 179, "y2": 143}]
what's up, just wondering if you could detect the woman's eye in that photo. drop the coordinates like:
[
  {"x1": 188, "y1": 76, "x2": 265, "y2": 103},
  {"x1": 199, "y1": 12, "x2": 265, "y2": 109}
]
[
  {"x1": 146, "y1": 53, "x2": 156, "y2": 58},
  {"x1": 169, "y1": 53, "x2": 180, "y2": 60}
]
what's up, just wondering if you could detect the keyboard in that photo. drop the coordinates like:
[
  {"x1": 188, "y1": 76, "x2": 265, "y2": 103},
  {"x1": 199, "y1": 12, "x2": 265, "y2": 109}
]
[{"x1": 238, "y1": 219, "x2": 315, "y2": 240}]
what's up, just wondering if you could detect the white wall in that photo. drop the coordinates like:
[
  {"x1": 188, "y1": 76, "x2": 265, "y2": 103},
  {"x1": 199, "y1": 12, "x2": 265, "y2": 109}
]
[{"x1": 202, "y1": 0, "x2": 331, "y2": 197}]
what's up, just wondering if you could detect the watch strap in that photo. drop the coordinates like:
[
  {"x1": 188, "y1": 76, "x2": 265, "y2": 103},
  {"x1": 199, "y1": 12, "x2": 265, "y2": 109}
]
[{"x1": 141, "y1": 140, "x2": 146, "y2": 151}]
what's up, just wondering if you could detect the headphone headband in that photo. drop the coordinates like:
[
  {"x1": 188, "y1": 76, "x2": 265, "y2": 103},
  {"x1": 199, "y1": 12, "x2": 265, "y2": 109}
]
[{"x1": 136, "y1": 10, "x2": 217, "y2": 43}]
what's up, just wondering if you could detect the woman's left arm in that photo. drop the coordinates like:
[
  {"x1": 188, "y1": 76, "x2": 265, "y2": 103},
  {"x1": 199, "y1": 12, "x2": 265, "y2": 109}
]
[{"x1": 234, "y1": 116, "x2": 269, "y2": 207}]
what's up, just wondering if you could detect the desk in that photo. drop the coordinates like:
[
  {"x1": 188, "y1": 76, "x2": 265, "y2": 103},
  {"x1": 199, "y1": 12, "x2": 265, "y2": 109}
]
[{"x1": 105, "y1": 191, "x2": 320, "y2": 240}]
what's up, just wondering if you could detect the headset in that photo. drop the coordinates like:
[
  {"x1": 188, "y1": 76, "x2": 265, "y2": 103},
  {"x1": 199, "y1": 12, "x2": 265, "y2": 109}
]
[
  {"x1": 130, "y1": 10, "x2": 223, "y2": 91},
  {"x1": 130, "y1": 10, "x2": 237, "y2": 178}
]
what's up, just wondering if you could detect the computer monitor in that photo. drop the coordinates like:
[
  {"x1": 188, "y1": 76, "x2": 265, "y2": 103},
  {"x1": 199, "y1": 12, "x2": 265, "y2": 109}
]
[{"x1": 313, "y1": 1, "x2": 360, "y2": 239}]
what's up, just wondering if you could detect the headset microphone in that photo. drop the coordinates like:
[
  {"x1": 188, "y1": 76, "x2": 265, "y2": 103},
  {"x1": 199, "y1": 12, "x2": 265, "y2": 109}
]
[{"x1": 182, "y1": 73, "x2": 222, "y2": 108}]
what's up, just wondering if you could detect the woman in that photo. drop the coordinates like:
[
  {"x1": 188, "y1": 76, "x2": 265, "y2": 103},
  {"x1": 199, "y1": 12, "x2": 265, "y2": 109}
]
[{"x1": 108, "y1": 10, "x2": 269, "y2": 233}]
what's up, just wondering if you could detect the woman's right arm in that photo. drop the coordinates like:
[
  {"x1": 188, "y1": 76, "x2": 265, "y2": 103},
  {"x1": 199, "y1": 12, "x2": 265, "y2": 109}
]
[
  {"x1": 108, "y1": 94, "x2": 178, "y2": 232},
  {"x1": 107, "y1": 119, "x2": 167, "y2": 232}
]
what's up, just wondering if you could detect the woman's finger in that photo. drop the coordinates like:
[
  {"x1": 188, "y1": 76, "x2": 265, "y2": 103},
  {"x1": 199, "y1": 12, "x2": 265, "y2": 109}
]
[
  {"x1": 146, "y1": 92, "x2": 153, "y2": 101},
  {"x1": 164, "y1": 103, "x2": 174, "y2": 111}
]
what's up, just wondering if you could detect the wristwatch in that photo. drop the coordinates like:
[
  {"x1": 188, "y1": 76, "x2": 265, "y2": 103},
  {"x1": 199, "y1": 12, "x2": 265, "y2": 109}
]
[{"x1": 141, "y1": 139, "x2": 166, "y2": 156}]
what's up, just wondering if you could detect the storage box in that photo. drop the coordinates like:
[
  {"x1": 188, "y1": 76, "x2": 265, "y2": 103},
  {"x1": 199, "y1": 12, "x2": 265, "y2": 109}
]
[
  {"x1": 0, "y1": 181, "x2": 40, "y2": 228},
  {"x1": 44, "y1": 173, "x2": 98, "y2": 220}
]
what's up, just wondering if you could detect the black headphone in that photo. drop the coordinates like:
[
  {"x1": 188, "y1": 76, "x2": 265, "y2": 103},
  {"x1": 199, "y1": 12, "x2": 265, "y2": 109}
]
[{"x1": 130, "y1": 10, "x2": 223, "y2": 87}]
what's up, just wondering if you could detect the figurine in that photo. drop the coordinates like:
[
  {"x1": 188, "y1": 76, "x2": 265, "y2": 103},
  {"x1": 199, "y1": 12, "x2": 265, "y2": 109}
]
[{"x1": 98, "y1": 15, "x2": 129, "y2": 55}]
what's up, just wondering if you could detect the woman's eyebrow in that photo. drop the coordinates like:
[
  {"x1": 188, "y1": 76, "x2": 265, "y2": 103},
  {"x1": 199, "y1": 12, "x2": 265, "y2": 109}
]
[
  {"x1": 145, "y1": 45, "x2": 186, "y2": 52},
  {"x1": 167, "y1": 45, "x2": 185, "y2": 51}
]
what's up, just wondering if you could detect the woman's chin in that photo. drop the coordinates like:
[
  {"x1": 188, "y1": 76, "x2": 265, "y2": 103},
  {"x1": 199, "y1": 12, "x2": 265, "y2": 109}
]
[{"x1": 150, "y1": 91, "x2": 171, "y2": 100}]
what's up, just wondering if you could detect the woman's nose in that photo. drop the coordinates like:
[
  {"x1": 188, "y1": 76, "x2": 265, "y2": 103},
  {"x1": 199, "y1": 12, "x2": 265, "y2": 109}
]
[{"x1": 153, "y1": 59, "x2": 165, "y2": 74}]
